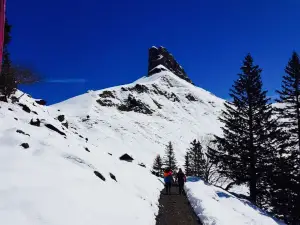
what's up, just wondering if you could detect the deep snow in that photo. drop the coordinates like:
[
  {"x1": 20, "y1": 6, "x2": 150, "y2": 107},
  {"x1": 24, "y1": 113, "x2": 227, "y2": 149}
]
[
  {"x1": 185, "y1": 179, "x2": 286, "y2": 225},
  {"x1": 0, "y1": 66, "x2": 279, "y2": 224},
  {"x1": 0, "y1": 91, "x2": 162, "y2": 225}
]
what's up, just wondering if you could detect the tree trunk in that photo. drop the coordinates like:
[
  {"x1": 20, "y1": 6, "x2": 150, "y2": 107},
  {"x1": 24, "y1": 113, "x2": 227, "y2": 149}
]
[{"x1": 248, "y1": 85, "x2": 257, "y2": 205}]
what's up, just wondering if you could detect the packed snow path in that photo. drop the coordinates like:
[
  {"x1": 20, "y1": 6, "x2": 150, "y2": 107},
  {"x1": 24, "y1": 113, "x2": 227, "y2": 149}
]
[{"x1": 155, "y1": 185, "x2": 202, "y2": 225}]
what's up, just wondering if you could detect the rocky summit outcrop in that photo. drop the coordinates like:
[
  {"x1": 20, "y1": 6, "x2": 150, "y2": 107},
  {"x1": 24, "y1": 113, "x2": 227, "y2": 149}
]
[{"x1": 148, "y1": 46, "x2": 193, "y2": 84}]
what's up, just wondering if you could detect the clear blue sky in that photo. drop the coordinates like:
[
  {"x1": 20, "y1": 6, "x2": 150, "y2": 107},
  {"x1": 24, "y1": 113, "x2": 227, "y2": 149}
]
[{"x1": 7, "y1": 0, "x2": 300, "y2": 104}]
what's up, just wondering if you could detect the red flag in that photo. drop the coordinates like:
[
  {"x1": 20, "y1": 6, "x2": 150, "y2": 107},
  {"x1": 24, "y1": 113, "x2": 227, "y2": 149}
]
[{"x1": 0, "y1": 0, "x2": 5, "y2": 72}]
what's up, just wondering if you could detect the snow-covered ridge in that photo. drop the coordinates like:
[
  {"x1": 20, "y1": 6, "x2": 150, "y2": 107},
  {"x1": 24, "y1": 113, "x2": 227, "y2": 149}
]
[
  {"x1": 0, "y1": 66, "x2": 283, "y2": 225},
  {"x1": 0, "y1": 67, "x2": 225, "y2": 225},
  {"x1": 0, "y1": 91, "x2": 162, "y2": 225},
  {"x1": 53, "y1": 67, "x2": 225, "y2": 166}
]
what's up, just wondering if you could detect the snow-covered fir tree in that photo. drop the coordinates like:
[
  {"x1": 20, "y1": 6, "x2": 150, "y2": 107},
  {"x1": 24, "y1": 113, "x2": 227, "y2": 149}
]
[
  {"x1": 184, "y1": 152, "x2": 192, "y2": 176},
  {"x1": 152, "y1": 154, "x2": 163, "y2": 177},
  {"x1": 208, "y1": 54, "x2": 289, "y2": 208},
  {"x1": 163, "y1": 141, "x2": 177, "y2": 171},
  {"x1": 187, "y1": 139, "x2": 206, "y2": 178},
  {"x1": 0, "y1": 19, "x2": 16, "y2": 101},
  {"x1": 275, "y1": 52, "x2": 300, "y2": 224}
]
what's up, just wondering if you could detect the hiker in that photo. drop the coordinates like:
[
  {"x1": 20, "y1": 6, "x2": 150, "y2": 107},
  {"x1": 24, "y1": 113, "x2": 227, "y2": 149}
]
[
  {"x1": 176, "y1": 168, "x2": 186, "y2": 195},
  {"x1": 164, "y1": 168, "x2": 173, "y2": 195}
]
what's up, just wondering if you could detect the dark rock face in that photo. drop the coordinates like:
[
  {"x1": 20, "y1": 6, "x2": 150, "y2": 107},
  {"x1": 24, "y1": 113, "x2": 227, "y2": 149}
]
[
  {"x1": 21, "y1": 143, "x2": 29, "y2": 149},
  {"x1": 118, "y1": 95, "x2": 153, "y2": 115},
  {"x1": 30, "y1": 118, "x2": 41, "y2": 127},
  {"x1": 138, "y1": 163, "x2": 146, "y2": 168},
  {"x1": 16, "y1": 130, "x2": 30, "y2": 136},
  {"x1": 186, "y1": 93, "x2": 197, "y2": 101},
  {"x1": 119, "y1": 153, "x2": 134, "y2": 162},
  {"x1": 18, "y1": 103, "x2": 31, "y2": 113},
  {"x1": 99, "y1": 90, "x2": 115, "y2": 98},
  {"x1": 109, "y1": 173, "x2": 117, "y2": 182},
  {"x1": 148, "y1": 46, "x2": 193, "y2": 84},
  {"x1": 96, "y1": 99, "x2": 115, "y2": 107},
  {"x1": 62, "y1": 122, "x2": 68, "y2": 129},
  {"x1": 35, "y1": 99, "x2": 47, "y2": 105},
  {"x1": 57, "y1": 115, "x2": 65, "y2": 122},
  {"x1": 45, "y1": 124, "x2": 66, "y2": 136},
  {"x1": 94, "y1": 171, "x2": 106, "y2": 181},
  {"x1": 128, "y1": 84, "x2": 149, "y2": 94}
]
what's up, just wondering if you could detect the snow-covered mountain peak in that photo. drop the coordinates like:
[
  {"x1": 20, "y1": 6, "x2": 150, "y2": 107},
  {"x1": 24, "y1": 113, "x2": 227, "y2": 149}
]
[
  {"x1": 148, "y1": 46, "x2": 193, "y2": 84},
  {"x1": 53, "y1": 66, "x2": 225, "y2": 167}
]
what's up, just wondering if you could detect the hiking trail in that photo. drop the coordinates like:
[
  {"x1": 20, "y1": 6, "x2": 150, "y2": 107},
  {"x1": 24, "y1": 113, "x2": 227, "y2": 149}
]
[{"x1": 155, "y1": 185, "x2": 203, "y2": 225}]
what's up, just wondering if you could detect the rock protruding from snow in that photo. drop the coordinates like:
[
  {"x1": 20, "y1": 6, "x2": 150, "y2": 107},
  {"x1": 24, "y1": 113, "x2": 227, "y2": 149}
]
[{"x1": 148, "y1": 46, "x2": 193, "y2": 84}]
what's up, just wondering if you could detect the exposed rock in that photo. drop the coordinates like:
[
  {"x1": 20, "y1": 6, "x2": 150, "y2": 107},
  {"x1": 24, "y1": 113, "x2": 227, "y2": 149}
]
[
  {"x1": 118, "y1": 95, "x2": 153, "y2": 115},
  {"x1": 138, "y1": 163, "x2": 146, "y2": 168},
  {"x1": 18, "y1": 103, "x2": 31, "y2": 113},
  {"x1": 94, "y1": 171, "x2": 106, "y2": 181},
  {"x1": 84, "y1": 147, "x2": 90, "y2": 152},
  {"x1": 152, "y1": 99, "x2": 163, "y2": 109},
  {"x1": 148, "y1": 46, "x2": 193, "y2": 84},
  {"x1": 0, "y1": 96, "x2": 7, "y2": 102},
  {"x1": 109, "y1": 173, "x2": 117, "y2": 182},
  {"x1": 96, "y1": 99, "x2": 115, "y2": 107},
  {"x1": 186, "y1": 93, "x2": 197, "y2": 101},
  {"x1": 62, "y1": 122, "x2": 68, "y2": 129},
  {"x1": 128, "y1": 84, "x2": 149, "y2": 94},
  {"x1": 8, "y1": 108, "x2": 13, "y2": 111},
  {"x1": 99, "y1": 90, "x2": 115, "y2": 98},
  {"x1": 16, "y1": 130, "x2": 30, "y2": 136},
  {"x1": 149, "y1": 66, "x2": 167, "y2": 75},
  {"x1": 108, "y1": 153, "x2": 112, "y2": 156},
  {"x1": 170, "y1": 93, "x2": 180, "y2": 102},
  {"x1": 20, "y1": 143, "x2": 29, "y2": 149},
  {"x1": 57, "y1": 115, "x2": 65, "y2": 122},
  {"x1": 121, "y1": 87, "x2": 128, "y2": 91},
  {"x1": 30, "y1": 118, "x2": 41, "y2": 127},
  {"x1": 14, "y1": 118, "x2": 18, "y2": 120},
  {"x1": 45, "y1": 124, "x2": 66, "y2": 136},
  {"x1": 119, "y1": 153, "x2": 134, "y2": 162},
  {"x1": 32, "y1": 111, "x2": 38, "y2": 115},
  {"x1": 82, "y1": 115, "x2": 90, "y2": 122},
  {"x1": 11, "y1": 96, "x2": 19, "y2": 103},
  {"x1": 151, "y1": 84, "x2": 180, "y2": 102},
  {"x1": 35, "y1": 99, "x2": 47, "y2": 105}
]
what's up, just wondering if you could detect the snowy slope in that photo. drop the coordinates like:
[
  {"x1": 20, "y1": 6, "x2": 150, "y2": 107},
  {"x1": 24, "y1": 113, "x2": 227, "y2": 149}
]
[
  {"x1": 185, "y1": 179, "x2": 285, "y2": 225},
  {"x1": 0, "y1": 91, "x2": 162, "y2": 225},
  {"x1": 52, "y1": 66, "x2": 225, "y2": 167},
  {"x1": 0, "y1": 65, "x2": 284, "y2": 225}
]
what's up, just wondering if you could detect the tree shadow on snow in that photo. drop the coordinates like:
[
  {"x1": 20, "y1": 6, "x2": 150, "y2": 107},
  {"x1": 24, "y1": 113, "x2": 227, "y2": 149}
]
[{"x1": 238, "y1": 198, "x2": 285, "y2": 224}]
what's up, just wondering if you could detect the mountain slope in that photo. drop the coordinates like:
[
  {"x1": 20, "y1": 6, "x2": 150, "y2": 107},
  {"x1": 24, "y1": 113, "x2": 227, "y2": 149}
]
[
  {"x1": 52, "y1": 66, "x2": 225, "y2": 166},
  {"x1": 0, "y1": 91, "x2": 162, "y2": 225}
]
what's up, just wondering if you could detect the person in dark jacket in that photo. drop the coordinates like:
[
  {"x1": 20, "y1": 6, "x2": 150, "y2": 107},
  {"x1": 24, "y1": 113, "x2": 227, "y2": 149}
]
[
  {"x1": 163, "y1": 168, "x2": 173, "y2": 195},
  {"x1": 176, "y1": 168, "x2": 186, "y2": 195}
]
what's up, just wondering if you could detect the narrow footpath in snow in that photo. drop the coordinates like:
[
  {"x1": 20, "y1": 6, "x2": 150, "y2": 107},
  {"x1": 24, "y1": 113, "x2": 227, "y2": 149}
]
[{"x1": 155, "y1": 185, "x2": 202, "y2": 225}]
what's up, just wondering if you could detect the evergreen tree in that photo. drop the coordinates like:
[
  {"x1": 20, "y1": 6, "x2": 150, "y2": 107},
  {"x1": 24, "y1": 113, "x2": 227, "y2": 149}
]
[
  {"x1": 152, "y1": 154, "x2": 163, "y2": 177},
  {"x1": 208, "y1": 54, "x2": 287, "y2": 207},
  {"x1": 187, "y1": 139, "x2": 206, "y2": 177},
  {"x1": 184, "y1": 152, "x2": 192, "y2": 176},
  {"x1": 163, "y1": 142, "x2": 177, "y2": 171},
  {"x1": 275, "y1": 52, "x2": 300, "y2": 224},
  {"x1": 0, "y1": 19, "x2": 16, "y2": 101}
]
